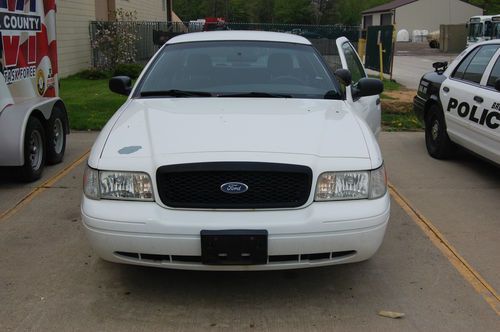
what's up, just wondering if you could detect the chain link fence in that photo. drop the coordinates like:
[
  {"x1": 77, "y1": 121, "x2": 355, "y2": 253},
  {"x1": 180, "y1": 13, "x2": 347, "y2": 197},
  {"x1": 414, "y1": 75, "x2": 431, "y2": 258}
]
[{"x1": 89, "y1": 21, "x2": 360, "y2": 68}]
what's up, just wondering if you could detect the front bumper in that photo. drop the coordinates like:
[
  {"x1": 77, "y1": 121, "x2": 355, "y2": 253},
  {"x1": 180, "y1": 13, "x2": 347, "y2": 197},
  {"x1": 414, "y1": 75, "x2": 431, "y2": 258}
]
[{"x1": 81, "y1": 193, "x2": 390, "y2": 271}]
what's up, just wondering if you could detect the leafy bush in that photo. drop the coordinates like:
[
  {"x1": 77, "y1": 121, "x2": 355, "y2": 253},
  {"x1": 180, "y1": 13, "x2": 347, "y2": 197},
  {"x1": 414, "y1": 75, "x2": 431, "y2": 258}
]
[
  {"x1": 92, "y1": 9, "x2": 138, "y2": 70},
  {"x1": 113, "y1": 63, "x2": 144, "y2": 79},
  {"x1": 77, "y1": 68, "x2": 110, "y2": 80}
]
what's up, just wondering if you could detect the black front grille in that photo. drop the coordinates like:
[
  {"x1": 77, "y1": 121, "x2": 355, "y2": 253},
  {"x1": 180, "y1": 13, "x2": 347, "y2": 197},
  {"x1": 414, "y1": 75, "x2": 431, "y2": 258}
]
[{"x1": 156, "y1": 162, "x2": 312, "y2": 209}]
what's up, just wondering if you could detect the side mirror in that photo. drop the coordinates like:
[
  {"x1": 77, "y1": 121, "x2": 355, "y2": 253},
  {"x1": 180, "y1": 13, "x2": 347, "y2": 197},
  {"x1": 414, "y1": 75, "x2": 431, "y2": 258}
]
[
  {"x1": 352, "y1": 78, "x2": 384, "y2": 98},
  {"x1": 334, "y1": 68, "x2": 352, "y2": 86},
  {"x1": 432, "y1": 61, "x2": 448, "y2": 73},
  {"x1": 495, "y1": 78, "x2": 500, "y2": 92},
  {"x1": 109, "y1": 76, "x2": 132, "y2": 96}
]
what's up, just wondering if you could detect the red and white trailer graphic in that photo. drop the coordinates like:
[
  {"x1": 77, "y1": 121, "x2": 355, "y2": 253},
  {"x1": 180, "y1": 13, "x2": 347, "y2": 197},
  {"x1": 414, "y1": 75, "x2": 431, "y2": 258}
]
[{"x1": 1, "y1": 0, "x2": 68, "y2": 181}]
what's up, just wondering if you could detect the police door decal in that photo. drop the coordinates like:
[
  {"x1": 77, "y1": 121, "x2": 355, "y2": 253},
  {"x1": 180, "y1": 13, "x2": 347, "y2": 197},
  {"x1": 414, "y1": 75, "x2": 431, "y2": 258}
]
[{"x1": 447, "y1": 98, "x2": 500, "y2": 130}]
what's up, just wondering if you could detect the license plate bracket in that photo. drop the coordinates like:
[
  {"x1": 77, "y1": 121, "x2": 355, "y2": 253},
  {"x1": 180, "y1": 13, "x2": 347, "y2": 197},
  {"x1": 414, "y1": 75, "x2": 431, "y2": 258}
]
[{"x1": 200, "y1": 230, "x2": 268, "y2": 265}]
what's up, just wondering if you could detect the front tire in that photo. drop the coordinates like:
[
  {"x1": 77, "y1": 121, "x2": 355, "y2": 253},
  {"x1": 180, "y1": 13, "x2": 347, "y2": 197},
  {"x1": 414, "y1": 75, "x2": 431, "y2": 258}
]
[
  {"x1": 19, "y1": 116, "x2": 46, "y2": 182},
  {"x1": 46, "y1": 107, "x2": 67, "y2": 165},
  {"x1": 425, "y1": 104, "x2": 454, "y2": 159}
]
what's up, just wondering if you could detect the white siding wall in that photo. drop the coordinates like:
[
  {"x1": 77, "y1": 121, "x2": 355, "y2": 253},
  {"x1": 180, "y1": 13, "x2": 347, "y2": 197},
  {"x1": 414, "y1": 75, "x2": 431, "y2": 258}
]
[
  {"x1": 56, "y1": 0, "x2": 168, "y2": 77},
  {"x1": 57, "y1": 0, "x2": 95, "y2": 77},
  {"x1": 117, "y1": 0, "x2": 167, "y2": 21},
  {"x1": 396, "y1": 0, "x2": 482, "y2": 38}
]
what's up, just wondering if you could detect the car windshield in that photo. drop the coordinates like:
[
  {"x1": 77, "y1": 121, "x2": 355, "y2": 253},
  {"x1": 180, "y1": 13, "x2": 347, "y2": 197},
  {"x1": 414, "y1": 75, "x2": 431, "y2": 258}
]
[
  {"x1": 493, "y1": 23, "x2": 500, "y2": 39},
  {"x1": 468, "y1": 23, "x2": 483, "y2": 41},
  {"x1": 137, "y1": 41, "x2": 341, "y2": 99}
]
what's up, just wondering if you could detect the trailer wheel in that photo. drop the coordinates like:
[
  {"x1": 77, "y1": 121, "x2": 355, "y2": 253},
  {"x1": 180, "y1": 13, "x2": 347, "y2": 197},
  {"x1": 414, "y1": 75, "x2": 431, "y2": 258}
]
[
  {"x1": 19, "y1": 116, "x2": 46, "y2": 182},
  {"x1": 46, "y1": 107, "x2": 67, "y2": 165}
]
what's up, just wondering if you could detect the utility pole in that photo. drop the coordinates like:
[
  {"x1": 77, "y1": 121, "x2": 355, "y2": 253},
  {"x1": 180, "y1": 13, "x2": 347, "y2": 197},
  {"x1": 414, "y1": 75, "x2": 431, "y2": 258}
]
[{"x1": 166, "y1": 0, "x2": 173, "y2": 23}]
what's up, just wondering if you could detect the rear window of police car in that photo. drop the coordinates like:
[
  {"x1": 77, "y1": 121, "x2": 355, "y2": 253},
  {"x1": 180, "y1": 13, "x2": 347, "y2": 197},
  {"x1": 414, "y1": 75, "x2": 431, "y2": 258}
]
[{"x1": 453, "y1": 45, "x2": 499, "y2": 84}]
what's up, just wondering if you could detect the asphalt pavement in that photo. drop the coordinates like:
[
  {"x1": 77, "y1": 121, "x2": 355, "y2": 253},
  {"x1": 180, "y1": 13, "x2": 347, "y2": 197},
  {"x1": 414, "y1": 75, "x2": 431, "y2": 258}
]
[
  {"x1": 0, "y1": 131, "x2": 498, "y2": 331},
  {"x1": 391, "y1": 54, "x2": 459, "y2": 90},
  {"x1": 366, "y1": 42, "x2": 460, "y2": 90}
]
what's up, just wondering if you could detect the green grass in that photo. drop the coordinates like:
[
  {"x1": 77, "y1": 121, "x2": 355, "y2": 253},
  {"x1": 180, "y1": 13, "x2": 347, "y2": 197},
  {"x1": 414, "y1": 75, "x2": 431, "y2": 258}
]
[
  {"x1": 382, "y1": 112, "x2": 423, "y2": 131},
  {"x1": 60, "y1": 76, "x2": 126, "y2": 130},
  {"x1": 373, "y1": 77, "x2": 422, "y2": 131},
  {"x1": 381, "y1": 78, "x2": 403, "y2": 91},
  {"x1": 369, "y1": 75, "x2": 403, "y2": 92}
]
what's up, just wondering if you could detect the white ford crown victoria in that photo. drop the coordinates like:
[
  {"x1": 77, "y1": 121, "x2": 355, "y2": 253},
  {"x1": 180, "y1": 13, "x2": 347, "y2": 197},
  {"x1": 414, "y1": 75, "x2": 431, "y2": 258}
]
[{"x1": 82, "y1": 31, "x2": 390, "y2": 270}]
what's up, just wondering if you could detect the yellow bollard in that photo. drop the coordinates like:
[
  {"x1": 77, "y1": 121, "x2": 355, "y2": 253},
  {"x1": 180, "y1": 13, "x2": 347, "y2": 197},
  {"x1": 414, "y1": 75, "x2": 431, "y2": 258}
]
[
  {"x1": 358, "y1": 38, "x2": 366, "y2": 60},
  {"x1": 378, "y1": 43, "x2": 384, "y2": 81}
]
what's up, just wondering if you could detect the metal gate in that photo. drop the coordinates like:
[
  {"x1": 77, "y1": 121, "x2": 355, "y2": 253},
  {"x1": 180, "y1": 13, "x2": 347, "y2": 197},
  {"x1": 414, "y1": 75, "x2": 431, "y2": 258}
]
[{"x1": 365, "y1": 25, "x2": 394, "y2": 75}]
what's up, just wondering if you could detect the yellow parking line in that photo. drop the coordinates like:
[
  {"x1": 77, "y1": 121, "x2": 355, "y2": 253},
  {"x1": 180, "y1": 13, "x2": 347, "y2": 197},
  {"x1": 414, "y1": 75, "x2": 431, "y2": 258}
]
[
  {"x1": 0, "y1": 150, "x2": 90, "y2": 222},
  {"x1": 389, "y1": 182, "x2": 500, "y2": 316}
]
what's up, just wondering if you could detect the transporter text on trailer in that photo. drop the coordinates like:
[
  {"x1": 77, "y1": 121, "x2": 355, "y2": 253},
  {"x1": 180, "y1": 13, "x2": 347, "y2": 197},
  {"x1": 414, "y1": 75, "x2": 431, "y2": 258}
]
[{"x1": 0, "y1": 0, "x2": 68, "y2": 181}]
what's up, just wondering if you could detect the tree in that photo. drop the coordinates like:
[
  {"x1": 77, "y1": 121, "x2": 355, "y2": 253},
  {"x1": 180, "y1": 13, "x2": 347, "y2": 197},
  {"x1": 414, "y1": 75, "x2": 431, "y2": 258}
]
[
  {"x1": 273, "y1": 0, "x2": 314, "y2": 24},
  {"x1": 466, "y1": 0, "x2": 500, "y2": 15}
]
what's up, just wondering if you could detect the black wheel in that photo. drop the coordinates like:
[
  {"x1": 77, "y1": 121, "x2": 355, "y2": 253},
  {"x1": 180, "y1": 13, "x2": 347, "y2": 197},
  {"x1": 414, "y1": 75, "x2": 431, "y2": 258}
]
[
  {"x1": 19, "y1": 116, "x2": 46, "y2": 182},
  {"x1": 429, "y1": 40, "x2": 439, "y2": 49},
  {"x1": 46, "y1": 107, "x2": 67, "y2": 165},
  {"x1": 425, "y1": 104, "x2": 454, "y2": 159}
]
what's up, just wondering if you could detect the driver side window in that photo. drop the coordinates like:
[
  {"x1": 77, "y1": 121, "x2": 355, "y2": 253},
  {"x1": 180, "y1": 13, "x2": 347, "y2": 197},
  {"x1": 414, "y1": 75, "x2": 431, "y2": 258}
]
[{"x1": 341, "y1": 42, "x2": 366, "y2": 84}]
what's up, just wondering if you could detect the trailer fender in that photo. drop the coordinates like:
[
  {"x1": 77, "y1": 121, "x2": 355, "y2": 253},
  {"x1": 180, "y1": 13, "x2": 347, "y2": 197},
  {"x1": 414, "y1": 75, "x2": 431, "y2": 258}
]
[{"x1": 0, "y1": 97, "x2": 63, "y2": 166}]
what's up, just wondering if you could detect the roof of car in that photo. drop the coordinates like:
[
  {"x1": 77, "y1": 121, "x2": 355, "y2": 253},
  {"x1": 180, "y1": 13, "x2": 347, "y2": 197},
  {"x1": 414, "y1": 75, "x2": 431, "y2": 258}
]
[
  {"x1": 166, "y1": 31, "x2": 312, "y2": 45},
  {"x1": 475, "y1": 39, "x2": 500, "y2": 45}
]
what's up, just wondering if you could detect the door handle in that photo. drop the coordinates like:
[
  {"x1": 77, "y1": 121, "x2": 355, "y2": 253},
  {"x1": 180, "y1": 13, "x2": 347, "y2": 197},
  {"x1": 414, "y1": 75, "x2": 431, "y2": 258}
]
[
  {"x1": 473, "y1": 96, "x2": 483, "y2": 103},
  {"x1": 443, "y1": 87, "x2": 450, "y2": 93}
]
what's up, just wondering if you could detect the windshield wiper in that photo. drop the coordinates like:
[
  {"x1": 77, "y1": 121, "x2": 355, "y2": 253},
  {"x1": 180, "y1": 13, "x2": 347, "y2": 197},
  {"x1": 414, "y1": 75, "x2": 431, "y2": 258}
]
[
  {"x1": 218, "y1": 92, "x2": 292, "y2": 98},
  {"x1": 140, "y1": 90, "x2": 213, "y2": 97}
]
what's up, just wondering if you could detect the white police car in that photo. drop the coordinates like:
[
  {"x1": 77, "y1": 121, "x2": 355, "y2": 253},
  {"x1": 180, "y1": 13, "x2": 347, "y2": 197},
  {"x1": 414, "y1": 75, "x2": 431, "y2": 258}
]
[
  {"x1": 82, "y1": 31, "x2": 389, "y2": 271},
  {"x1": 414, "y1": 40, "x2": 500, "y2": 165}
]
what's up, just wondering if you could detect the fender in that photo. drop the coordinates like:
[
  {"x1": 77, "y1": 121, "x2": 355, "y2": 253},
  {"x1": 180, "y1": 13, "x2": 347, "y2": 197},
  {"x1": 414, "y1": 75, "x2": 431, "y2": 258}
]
[
  {"x1": 425, "y1": 94, "x2": 441, "y2": 115},
  {"x1": 351, "y1": 110, "x2": 383, "y2": 170},
  {"x1": 0, "y1": 97, "x2": 63, "y2": 166},
  {"x1": 414, "y1": 70, "x2": 446, "y2": 123}
]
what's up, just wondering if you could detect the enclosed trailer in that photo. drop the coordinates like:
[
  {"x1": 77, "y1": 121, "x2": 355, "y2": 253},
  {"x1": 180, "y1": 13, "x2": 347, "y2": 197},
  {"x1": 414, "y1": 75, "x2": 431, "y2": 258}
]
[{"x1": 0, "y1": 0, "x2": 68, "y2": 181}]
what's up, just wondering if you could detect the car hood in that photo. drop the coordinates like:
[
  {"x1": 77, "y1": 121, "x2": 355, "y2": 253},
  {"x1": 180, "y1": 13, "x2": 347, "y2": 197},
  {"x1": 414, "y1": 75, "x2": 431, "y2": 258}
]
[{"x1": 100, "y1": 98, "x2": 370, "y2": 161}]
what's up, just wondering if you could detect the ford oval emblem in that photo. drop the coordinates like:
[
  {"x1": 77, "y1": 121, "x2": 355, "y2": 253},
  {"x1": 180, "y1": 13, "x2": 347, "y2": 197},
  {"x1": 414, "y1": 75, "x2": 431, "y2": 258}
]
[{"x1": 220, "y1": 182, "x2": 249, "y2": 194}]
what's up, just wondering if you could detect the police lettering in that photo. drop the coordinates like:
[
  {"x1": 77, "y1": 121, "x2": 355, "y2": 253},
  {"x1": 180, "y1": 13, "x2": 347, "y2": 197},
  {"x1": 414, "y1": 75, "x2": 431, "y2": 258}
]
[{"x1": 447, "y1": 98, "x2": 500, "y2": 130}]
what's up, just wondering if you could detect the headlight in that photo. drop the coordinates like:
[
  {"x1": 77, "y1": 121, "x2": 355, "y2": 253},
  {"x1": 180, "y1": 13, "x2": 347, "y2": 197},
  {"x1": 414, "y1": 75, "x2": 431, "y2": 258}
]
[
  {"x1": 315, "y1": 165, "x2": 387, "y2": 201},
  {"x1": 83, "y1": 166, "x2": 154, "y2": 201}
]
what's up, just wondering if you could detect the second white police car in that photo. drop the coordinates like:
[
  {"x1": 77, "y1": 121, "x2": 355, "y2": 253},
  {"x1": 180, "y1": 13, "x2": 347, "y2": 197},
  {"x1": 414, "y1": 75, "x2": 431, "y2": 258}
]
[
  {"x1": 82, "y1": 31, "x2": 389, "y2": 271},
  {"x1": 414, "y1": 40, "x2": 500, "y2": 165}
]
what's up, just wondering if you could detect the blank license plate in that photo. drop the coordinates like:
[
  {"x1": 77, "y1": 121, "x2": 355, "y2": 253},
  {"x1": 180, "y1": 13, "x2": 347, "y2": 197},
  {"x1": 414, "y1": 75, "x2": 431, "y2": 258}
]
[{"x1": 200, "y1": 230, "x2": 268, "y2": 265}]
